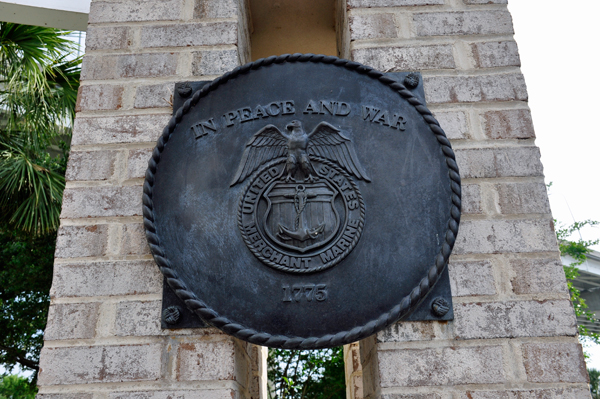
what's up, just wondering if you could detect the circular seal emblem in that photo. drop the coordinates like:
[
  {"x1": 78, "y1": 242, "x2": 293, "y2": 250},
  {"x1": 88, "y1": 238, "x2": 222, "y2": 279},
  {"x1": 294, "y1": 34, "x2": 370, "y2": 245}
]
[
  {"x1": 237, "y1": 150, "x2": 366, "y2": 273},
  {"x1": 144, "y1": 54, "x2": 461, "y2": 349}
]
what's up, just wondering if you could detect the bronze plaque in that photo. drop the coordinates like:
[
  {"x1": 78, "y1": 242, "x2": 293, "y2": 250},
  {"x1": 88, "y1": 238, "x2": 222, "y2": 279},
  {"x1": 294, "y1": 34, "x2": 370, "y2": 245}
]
[{"x1": 145, "y1": 54, "x2": 461, "y2": 348}]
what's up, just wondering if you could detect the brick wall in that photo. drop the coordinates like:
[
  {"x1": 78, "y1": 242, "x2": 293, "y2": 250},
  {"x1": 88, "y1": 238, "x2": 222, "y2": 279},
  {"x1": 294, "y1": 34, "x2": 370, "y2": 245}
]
[
  {"x1": 38, "y1": 0, "x2": 588, "y2": 398},
  {"x1": 37, "y1": 0, "x2": 264, "y2": 398},
  {"x1": 345, "y1": 0, "x2": 590, "y2": 398}
]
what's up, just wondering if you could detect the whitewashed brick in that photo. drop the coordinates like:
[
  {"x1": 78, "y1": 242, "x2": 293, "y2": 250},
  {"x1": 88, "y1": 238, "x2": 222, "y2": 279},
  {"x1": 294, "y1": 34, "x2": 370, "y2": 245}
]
[
  {"x1": 349, "y1": 0, "x2": 444, "y2": 7},
  {"x1": 76, "y1": 84, "x2": 123, "y2": 112},
  {"x1": 455, "y1": 147, "x2": 543, "y2": 179},
  {"x1": 415, "y1": 11, "x2": 513, "y2": 36},
  {"x1": 510, "y1": 258, "x2": 569, "y2": 295},
  {"x1": 86, "y1": 26, "x2": 131, "y2": 51},
  {"x1": 454, "y1": 219, "x2": 557, "y2": 255},
  {"x1": 55, "y1": 225, "x2": 108, "y2": 258},
  {"x1": 454, "y1": 300, "x2": 577, "y2": 339},
  {"x1": 352, "y1": 45, "x2": 455, "y2": 71},
  {"x1": 141, "y1": 22, "x2": 237, "y2": 48},
  {"x1": 51, "y1": 260, "x2": 162, "y2": 298},
  {"x1": 472, "y1": 41, "x2": 520, "y2": 68},
  {"x1": 61, "y1": 186, "x2": 142, "y2": 218},
  {"x1": 110, "y1": 390, "x2": 236, "y2": 399},
  {"x1": 65, "y1": 151, "x2": 117, "y2": 181},
  {"x1": 378, "y1": 322, "x2": 435, "y2": 342},
  {"x1": 72, "y1": 114, "x2": 170, "y2": 145},
  {"x1": 434, "y1": 111, "x2": 469, "y2": 140},
  {"x1": 192, "y1": 49, "x2": 240, "y2": 76},
  {"x1": 38, "y1": 344, "x2": 162, "y2": 385},
  {"x1": 461, "y1": 184, "x2": 482, "y2": 214},
  {"x1": 127, "y1": 148, "x2": 153, "y2": 179},
  {"x1": 122, "y1": 223, "x2": 151, "y2": 255},
  {"x1": 89, "y1": 0, "x2": 182, "y2": 23},
  {"x1": 522, "y1": 343, "x2": 588, "y2": 383},
  {"x1": 134, "y1": 84, "x2": 173, "y2": 109},
  {"x1": 81, "y1": 53, "x2": 178, "y2": 81},
  {"x1": 177, "y1": 340, "x2": 236, "y2": 381},
  {"x1": 349, "y1": 14, "x2": 397, "y2": 41},
  {"x1": 194, "y1": 0, "x2": 238, "y2": 19},
  {"x1": 463, "y1": 0, "x2": 507, "y2": 4},
  {"x1": 482, "y1": 109, "x2": 535, "y2": 140},
  {"x1": 378, "y1": 346, "x2": 505, "y2": 387},
  {"x1": 449, "y1": 260, "x2": 496, "y2": 296},
  {"x1": 495, "y1": 182, "x2": 550, "y2": 214},
  {"x1": 424, "y1": 74, "x2": 527, "y2": 104},
  {"x1": 459, "y1": 389, "x2": 591, "y2": 399},
  {"x1": 44, "y1": 303, "x2": 100, "y2": 340},
  {"x1": 115, "y1": 300, "x2": 161, "y2": 336}
]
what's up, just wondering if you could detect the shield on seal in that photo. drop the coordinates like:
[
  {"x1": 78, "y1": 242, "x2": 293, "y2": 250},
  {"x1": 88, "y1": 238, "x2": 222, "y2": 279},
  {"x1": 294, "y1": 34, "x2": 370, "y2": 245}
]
[{"x1": 263, "y1": 180, "x2": 340, "y2": 253}]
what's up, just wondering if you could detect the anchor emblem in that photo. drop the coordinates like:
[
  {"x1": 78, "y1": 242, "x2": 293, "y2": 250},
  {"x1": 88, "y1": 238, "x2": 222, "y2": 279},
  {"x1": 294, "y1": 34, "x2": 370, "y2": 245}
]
[{"x1": 277, "y1": 185, "x2": 325, "y2": 242}]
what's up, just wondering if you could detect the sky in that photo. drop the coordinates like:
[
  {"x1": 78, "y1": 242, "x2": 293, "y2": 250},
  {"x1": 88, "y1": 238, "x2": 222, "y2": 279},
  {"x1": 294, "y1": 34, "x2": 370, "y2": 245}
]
[
  {"x1": 508, "y1": 0, "x2": 600, "y2": 251},
  {"x1": 507, "y1": 0, "x2": 600, "y2": 369}
]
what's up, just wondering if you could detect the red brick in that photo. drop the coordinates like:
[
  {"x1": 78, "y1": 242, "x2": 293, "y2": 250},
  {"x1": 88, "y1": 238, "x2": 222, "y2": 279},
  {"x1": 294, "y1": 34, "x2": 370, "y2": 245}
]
[
  {"x1": 454, "y1": 300, "x2": 577, "y2": 339},
  {"x1": 51, "y1": 260, "x2": 162, "y2": 298},
  {"x1": 483, "y1": 109, "x2": 535, "y2": 140},
  {"x1": 141, "y1": 22, "x2": 237, "y2": 48},
  {"x1": 424, "y1": 74, "x2": 527, "y2": 104},
  {"x1": 522, "y1": 343, "x2": 588, "y2": 383},
  {"x1": 55, "y1": 225, "x2": 108, "y2": 258},
  {"x1": 510, "y1": 258, "x2": 568, "y2": 295},
  {"x1": 415, "y1": 11, "x2": 513, "y2": 36},
  {"x1": 81, "y1": 53, "x2": 178, "y2": 81},
  {"x1": 61, "y1": 186, "x2": 143, "y2": 218},
  {"x1": 65, "y1": 150, "x2": 118, "y2": 181},
  {"x1": 38, "y1": 344, "x2": 162, "y2": 385},
  {"x1": 378, "y1": 346, "x2": 505, "y2": 387},
  {"x1": 76, "y1": 84, "x2": 123, "y2": 112},
  {"x1": 351, "y1": 45, "x2": 455, "y2": 72},
  {"x1": 472, "y1": 41, "x2": 520, "y2": 68},
  {"x1": 72, "y1": 114, "x2": 170, "y2": 146},
  {"x1": 349, "y1": 14, "x2": 398, "y2": 41}
]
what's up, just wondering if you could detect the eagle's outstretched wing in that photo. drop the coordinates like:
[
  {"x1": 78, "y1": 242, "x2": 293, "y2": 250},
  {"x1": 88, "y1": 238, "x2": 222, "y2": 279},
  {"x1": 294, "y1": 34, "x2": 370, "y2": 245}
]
[
  {"x1": 230, "y1": 125, "x2": 289, "y2": 186},
  {"x1": 307, "y1": 122, "x2": 370, "y2": 182}
]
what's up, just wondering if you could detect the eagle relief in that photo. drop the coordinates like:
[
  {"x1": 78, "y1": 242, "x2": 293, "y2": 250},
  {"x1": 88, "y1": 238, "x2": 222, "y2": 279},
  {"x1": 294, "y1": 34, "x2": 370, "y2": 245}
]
[{"x1": 230, "y1": 120, "x2": 370, "y2": 273}]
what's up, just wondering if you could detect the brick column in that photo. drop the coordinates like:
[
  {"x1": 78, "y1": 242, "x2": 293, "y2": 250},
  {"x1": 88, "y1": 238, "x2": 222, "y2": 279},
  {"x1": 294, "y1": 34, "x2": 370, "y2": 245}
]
[
  {"x1": 345, "y1": 0, "x2": 590, "y2": 398},
  {"x1": 37, "y1": 0, "x2": 262, "y2": 398}
]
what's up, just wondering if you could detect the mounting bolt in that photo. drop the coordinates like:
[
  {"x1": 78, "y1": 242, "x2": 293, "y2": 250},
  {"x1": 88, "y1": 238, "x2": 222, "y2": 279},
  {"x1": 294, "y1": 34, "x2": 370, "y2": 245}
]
[
  {"x1": 431, "y1": 297, "x2": 450, "y2": 317},
  {"x1": 403, "y1": 73, "x2": 419, "y2": 89},
  {"x1": 162, "y1": 305, "x2": 181, "y2": 325},
  {"x1": 177, "y1": 83, "x2": 192, "y2": 98}
]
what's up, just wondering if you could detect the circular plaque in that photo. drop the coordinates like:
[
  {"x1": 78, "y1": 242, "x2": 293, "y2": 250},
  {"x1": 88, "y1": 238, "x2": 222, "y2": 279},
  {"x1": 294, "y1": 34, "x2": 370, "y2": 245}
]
[{"x1": 144, "y1": 54, "x2": 461, "y2": 349}]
